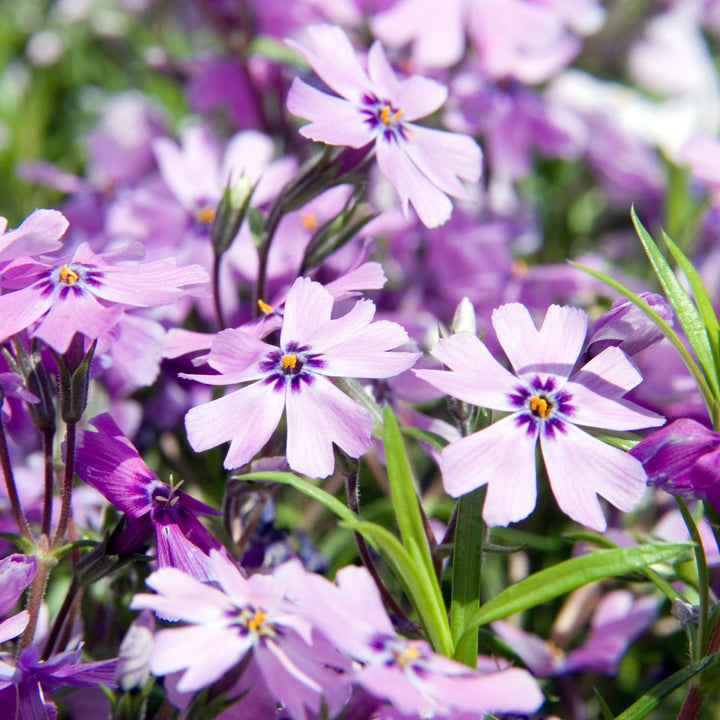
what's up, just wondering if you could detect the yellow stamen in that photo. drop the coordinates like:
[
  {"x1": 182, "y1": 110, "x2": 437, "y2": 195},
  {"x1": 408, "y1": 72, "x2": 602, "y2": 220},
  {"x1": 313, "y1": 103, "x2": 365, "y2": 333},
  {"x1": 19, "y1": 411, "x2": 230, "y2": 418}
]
[
  {"x1": 257, "y1": 299, "x2": 274, "y2": 315},
  {"x1": 392, "y1": 108, "x2": 403, "y2": 122},
  {"x1": 247, "y1": 609, "x2": 267, "y2": 633},
  {"x1": 380, "y1": 105, "x2": 392, "y2": 124},
  {"x1": 282, "y1": 354, "x2": 297, "y2": 369},
  {"x1": 59, "y1": 265, "x2": 79, "y2": 285},
  {"x1": 396, "y1": 643, "x2": 420, "y2": 665},
  {"x1": 546, "y1": 640, "x2": 565, "y2": 661},
  {"x1": 194, "y1": 205, "x2": 216, "y2": 224},
  {"x1": 511, "y1": 259, "x2": 529, "y2": 278},
  {"x1": 529, "y1": 396, "x2": 551, "y2": 418},
  {"x1": 300, "y1": 211, "x2": 318, "y2": 231}
]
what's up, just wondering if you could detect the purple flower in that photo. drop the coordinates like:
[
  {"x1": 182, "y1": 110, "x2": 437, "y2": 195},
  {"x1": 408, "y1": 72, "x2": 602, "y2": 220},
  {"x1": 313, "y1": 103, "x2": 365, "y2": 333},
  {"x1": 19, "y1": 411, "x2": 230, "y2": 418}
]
[
  {"x1": 0, "y1": 646, "x2": 116, "y2": 720},
  {"x1": 184, "y1": 276, "x2": 419, "y2": 478},
  {"x1": 73, "y1": 413, "x2": 224, "y2": 581},
  {"x1": 585, "y1": 292, "x2": 674, "y2": 359},
  {"x1": 130, "y1": 552, "x2": 350, "y2": 720},
  {"x1": 630, "y1": 418, "x2": 720, "y2": 512},
  {"x1": 0, "y1": 554, "x2": 36, "y2": 617},
  {"x1": 0, "y1": 241, "x2": 209, "y2": 353},
  {"x1": 286, "y1": 24, "x2": 482, "y2": 228},
  {"x1": 493, "y1": 590, "x2": 657, "y2": 676},
  {"x1": 415, "y1": 303, "x2": 664, "y2": 530}
]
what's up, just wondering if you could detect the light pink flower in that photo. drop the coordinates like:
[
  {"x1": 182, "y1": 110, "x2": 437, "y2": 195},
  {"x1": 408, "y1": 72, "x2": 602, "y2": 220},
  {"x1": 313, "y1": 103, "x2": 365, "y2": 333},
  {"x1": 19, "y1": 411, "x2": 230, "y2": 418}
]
[
  {"x1": 416, "y1": 303, "x2": 665, "y2": 530},
  {"x1": 286, "y1": 24, "x2": 482, "y2": 228}
]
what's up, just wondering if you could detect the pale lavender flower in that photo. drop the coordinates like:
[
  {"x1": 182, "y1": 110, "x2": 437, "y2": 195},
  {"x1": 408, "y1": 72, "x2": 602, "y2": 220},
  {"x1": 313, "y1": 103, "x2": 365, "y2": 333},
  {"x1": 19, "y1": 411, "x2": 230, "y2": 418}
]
[
  {"x1": 73, "y1": 413, "x2": 224, "y2": 581},
  {"x1": 0, "y1": 209, "x2": 68, "y2": 269},
  {"x1": 280, "y1": 561, "x2": 544, "y2": 717},
  {"x1": 416, "y1": 303, "x2": 664, "y2": 530},
  {"x1": 0, "y1": 241, "x2": 208, "y2": 353},
  {"x1": 493, "y1": 590, "x2": 657, "y2": 676},
  {"x1": 286, "y1": 24, "x2": 482, "y2": 228},
  {"x1": 184, "y1": 276, "x2": 419, "y2": 478},
  {"x1": 130, "y1": 551, "x2": 350, "y2": 720}
]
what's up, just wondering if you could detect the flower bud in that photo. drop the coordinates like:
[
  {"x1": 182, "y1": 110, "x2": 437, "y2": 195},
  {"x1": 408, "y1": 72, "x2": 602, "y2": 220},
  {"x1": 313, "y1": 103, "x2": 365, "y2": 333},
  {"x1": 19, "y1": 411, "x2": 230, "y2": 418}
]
[{"x1": 211, "y1": 175, "x2": 256, "y2": 256}]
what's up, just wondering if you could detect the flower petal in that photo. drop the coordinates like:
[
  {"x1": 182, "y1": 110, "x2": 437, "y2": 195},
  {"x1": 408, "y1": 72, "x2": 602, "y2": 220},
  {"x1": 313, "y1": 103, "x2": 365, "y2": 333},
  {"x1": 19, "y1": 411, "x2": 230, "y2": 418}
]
[
  {"x1": 280, "y1": 277, "x2": 334, "y2": 347},
  {"x1": 376, "y1": 137, "x2": 453, "y2": 228},
  {"x1": 184, "y1": 382, "x2": 285, "y2": 470},
  {"x1": 441, "y1": 415, "x2": 538, "y2": 526},
  {"x1": 492, "y1": 303, "x2": 586, "y2": 382},
  {"x1": 541, "y1": 423, "x2": 647, "y2": 531},
  {"x1": 416, "y1": 332, "x2": 519, "y2": 410},
  {"x1": 287, "y1": 79, "x2": 375, "y2": 148},
  {"x1": 285, "y1": 376, "x2": 372, "y2": 478}
]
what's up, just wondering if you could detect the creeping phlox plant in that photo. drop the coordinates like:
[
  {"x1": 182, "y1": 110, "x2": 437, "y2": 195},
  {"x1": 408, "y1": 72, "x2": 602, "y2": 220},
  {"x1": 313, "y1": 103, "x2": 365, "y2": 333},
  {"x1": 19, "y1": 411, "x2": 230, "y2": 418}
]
[{"x1": 3, "y1": 2, "x2": 720, "y2": 719}]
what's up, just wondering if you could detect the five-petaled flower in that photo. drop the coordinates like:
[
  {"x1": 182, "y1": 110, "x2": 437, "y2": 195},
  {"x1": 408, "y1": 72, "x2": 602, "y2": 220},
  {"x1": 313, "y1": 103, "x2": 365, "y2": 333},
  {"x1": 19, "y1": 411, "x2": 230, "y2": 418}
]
[
  {"x1": 415, "y1": 302, "x2": 665, "y2": 530},
  {"x1": 0, "y1": 240, "x2": 208, "y2": 353},
  {"x1": 286, "y1": 24, "x2": 482, "y2": 228},
  {"x1": 184, "y1": 276, "x2": 419, "y2": 478}
]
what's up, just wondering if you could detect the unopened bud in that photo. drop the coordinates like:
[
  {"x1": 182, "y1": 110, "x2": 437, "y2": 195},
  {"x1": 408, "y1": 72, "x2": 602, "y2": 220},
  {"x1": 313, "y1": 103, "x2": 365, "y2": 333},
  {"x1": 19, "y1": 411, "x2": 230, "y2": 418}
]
[
  {"x1": 451, "y1": 297, "x2": 476, "y2": 336},
  {"x1": 211, "y1": 175, "x2": 256, "y2": 256}
]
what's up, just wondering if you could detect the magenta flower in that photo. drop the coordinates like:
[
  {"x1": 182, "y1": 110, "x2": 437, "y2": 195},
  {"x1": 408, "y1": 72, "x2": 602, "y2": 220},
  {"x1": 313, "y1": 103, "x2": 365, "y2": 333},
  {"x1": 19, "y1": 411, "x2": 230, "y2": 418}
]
[
  {"x1": 130, "y1": 551, "x2": 350, "y2": 720},
  {"x1": 631, "y1": 418, "x2": 720, "y2": 512},
  {"x1": 415, "y1": 303, "x2": 664, "y2": 530},
  {"x1": 0, "y1": 241, "x2": 208, "y2": 353},
  {"x1": 73, "y1": 413, "x2": 224, "y2": 581},
  {"x1": 0, "y1": 646, "x2": 116, "y2": 720},
  {"x1": 286, "y1": 24, "x2": 482, "y2": 228},
  {"x1": 184, "y1": 276, "x2": 419, "y2": 478}
]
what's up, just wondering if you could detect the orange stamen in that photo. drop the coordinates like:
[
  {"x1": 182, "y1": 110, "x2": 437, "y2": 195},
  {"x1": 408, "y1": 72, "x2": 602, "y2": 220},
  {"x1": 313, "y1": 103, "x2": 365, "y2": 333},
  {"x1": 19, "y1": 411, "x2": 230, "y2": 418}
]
[
  {"x1": 257, "y1": 299, "x2": 274, "y2": 314},
  {"x1": 59, "y1": 265, "x2": 79, "y2": 285},
  {"x1": 530, "y1": 396, "x2": 551, "y2": 418},
  {"x1": 282, "y1": 354, "x2": 297, "y2": 369}
]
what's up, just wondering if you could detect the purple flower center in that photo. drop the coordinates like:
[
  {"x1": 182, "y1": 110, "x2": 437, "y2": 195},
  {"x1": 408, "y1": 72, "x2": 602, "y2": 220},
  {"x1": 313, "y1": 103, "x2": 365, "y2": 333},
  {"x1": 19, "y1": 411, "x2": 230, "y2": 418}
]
[
  {"x1": 260, "y1": 342, "x2": 326, "y2": 393},
  {"x1": 360, "y1": 93, "x2": 412, "y2": 143},
  {"x1": 509, "y1": 376, "x2": 575, "y2": 438}
]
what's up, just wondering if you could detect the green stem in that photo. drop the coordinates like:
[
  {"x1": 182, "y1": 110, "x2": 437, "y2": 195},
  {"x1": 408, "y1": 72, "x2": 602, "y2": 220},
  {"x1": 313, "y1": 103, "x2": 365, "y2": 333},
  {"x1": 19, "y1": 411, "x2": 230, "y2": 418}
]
[
  {"x1": 450, "y1": 486, "x2": 486, "y2": 667},
  {"x1": 676, "y1": 497, "x2": 709, "y2": 660}
]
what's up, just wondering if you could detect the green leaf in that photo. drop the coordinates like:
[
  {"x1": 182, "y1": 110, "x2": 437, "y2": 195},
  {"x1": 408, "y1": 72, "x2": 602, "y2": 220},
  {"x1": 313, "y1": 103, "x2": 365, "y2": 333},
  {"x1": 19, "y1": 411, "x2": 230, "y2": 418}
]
[
  {"x1": 613, "y1": 655, "x2": 716, "y2": 720},
  {"x1": 235, "y1": 471, "x2": 359, "y2": 525},
  {"x1": 631, "y1": 209, "x2": 720, "y2": 400},
  {"x1": 347, "y1": 520, "x2": 453, "y2": 657},
  {"x1": 561, "y1": 531, "x2": 687, "y2": 603},
  {"x1": 383, "y1": 406, "x2": 435, "y2": 579},
  {"x1": 400, "y1": 426, "x2": 449, "y2": 452},
  {"x1": 569, "y1": 260, "x2": 717, "y2": 420},
  {"x1": 662, "y1": 229, "x2": 720, "y2": 392},
  {"x1": 595, "y1": 687, "x2": 616, "y2": 720},
  {"x1": 383, "y1": 407, "x2": 452, "y2": 656},
  {"x1": 454, "y1": 542, "x2": 692, "y2": 661}
]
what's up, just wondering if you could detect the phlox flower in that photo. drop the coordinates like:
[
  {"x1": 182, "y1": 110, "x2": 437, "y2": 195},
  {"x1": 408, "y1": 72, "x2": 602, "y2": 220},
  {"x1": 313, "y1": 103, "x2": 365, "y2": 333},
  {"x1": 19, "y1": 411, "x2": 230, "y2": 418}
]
[
  {"x1": 0, "y1": 554, "x2": 36, "y2": 617},
  {"x1": 492, "y1": 590, "x2": 657, "y2": 676},
  {"x1": 0, "y1": 239, "x2": 208, "y2": 353},
  {"x1": 0, "y1": 209, "x2": 67, "y2": 269},
  {"x1": 631, "y1": 418, "x2": 720, "y2": 512},
  {"x1": 415, "y1": 303, "x2": 664, "y2": 530},
  {"x1": 279, "y1": 561, "x2": 544, "y2": 718},
  {"x1": 286, "y1": 24, "x2": 482, "y2": 228},
  {"x1": 73, "y1": 413, "x2": 224, "y2": 581},
  {"x1": 130, "y1": 551, "x2": 350, "y2": 720},
  {"x1": 0, "y1": 645, "x2": 116, "y2": 720},
  {"x1": 184, "y1": 276, "x2": 419, "y2": 478}
]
